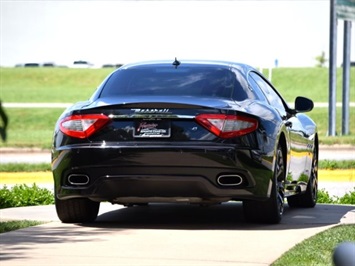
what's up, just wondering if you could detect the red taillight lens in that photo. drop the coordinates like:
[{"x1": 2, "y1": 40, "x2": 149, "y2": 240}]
[
  {"x1": 195, "y1": 114, "x2": 258, "y2": 138},
  {"x1": 59, "y1": 114, "x2": 110, "y2": 139}
]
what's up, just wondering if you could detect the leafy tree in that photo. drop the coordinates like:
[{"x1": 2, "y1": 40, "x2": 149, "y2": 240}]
[{"x1": 315, "y1": 51, "x2": 327, "y2": 67}]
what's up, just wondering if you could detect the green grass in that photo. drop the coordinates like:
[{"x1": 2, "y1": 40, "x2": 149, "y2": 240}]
[
  {"x1": 0, "y1": 67, "x2": 113, "y2": 103},
  {"x1": 307, "y1": 107, "x2": 355, "y2": 141},
  {"x1": 0, "y1": 67, "x2": 354, "y2": 147},
  {"x1": 0, "y1": 163, "x2": 51, "y2": 172},
  {"x1": 0, "y1": 108, "x2": 64, "y2": 148},
  {"x1": 0, "y1": 220, "x2": 45, "y2": 234},
  {"x1": 270, "y1": 67, "x2": 355, "y2": 103},
  {"x1": 319, "y1": 160, "x2": 355, "y2": 169},
  {"x1": 272, "y1": 224, "x2": 355, "y2": 266}
]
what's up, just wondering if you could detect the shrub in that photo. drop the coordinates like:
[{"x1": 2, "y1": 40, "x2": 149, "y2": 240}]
[
  {"x1": 337, "y1": 189, "x2": 355, "y2": 205},
  {"x1": 317, "y1": 189, "x2": 335, "y2": 204},
  {"x1": 0, "y1": 184, "x2": 54, "y2": 209},
  {"x1": 317, "y1": 188, "x2": 355, "y2": 205}
]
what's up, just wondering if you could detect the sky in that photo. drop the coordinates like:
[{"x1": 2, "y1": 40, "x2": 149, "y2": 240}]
[{"x1": 1, "y1": 0, "x2": 354, "y2": 68}]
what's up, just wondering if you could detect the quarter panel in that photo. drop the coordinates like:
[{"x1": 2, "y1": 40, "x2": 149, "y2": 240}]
[{"x1": 287, "y1": 114, "x2": 316, "y2": 183}]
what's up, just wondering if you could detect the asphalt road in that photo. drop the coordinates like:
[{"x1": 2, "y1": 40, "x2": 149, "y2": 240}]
[{"x1": 0, "y1": 202, "x2": 354, "y2": 266}]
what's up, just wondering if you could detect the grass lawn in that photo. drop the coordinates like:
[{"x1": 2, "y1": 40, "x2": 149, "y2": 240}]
[
  {"x1": 308, "y1": 107, "x2": 355, "y2": 145},
  {"x1": 0, "y1": 67, "x2": 112, "y2": 103},
  {"x1": 266, "y1": 67, "x2": 355, "y2": 103},
  {"x1": 0, "y1": 108, "x2": 63, "y2": 148},
  {"x1": 272, "y1": 224, "x2": 355, "y2": 265},
  {"x1": 0, "y1": 220, "x2": 45, "y2": 233}
]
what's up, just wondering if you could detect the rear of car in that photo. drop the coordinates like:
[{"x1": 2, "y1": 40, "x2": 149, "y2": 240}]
[{"x1": 52, "y1": 61, "x2": 274, "y2": 223}]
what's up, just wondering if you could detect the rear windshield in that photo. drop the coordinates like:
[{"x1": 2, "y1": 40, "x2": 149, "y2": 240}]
[{"x1": 100, "y1": 65, "x2": 249, "y2": 100}]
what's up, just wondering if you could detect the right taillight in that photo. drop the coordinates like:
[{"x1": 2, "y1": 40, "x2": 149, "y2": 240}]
[
  {"x1": 59, "y1": 114, "x2": 110, "y2": 139},
  {"x1": 195, "y1": 114, "x2": 258, "y2": 138}
]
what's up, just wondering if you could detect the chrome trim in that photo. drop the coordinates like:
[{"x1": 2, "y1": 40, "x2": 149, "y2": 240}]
[
  {"x1": 68, "y1": 174, "x2": 90, "y2": 185},
  {"x1": 108, "y1": 114, "x2": 195, "y2": 119},
  {"x1": 217, "y1": 175, "x2": 243, "y2": 186}
]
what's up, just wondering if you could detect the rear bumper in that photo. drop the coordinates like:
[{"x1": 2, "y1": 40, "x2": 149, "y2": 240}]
[{"x1": 52, "y1": 144, "x2": 273, "y2": 203}]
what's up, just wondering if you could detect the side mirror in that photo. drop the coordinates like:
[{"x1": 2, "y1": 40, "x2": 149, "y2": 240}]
[{"x1": 295, "y1": 96, "x2": 314, "y2": 113}]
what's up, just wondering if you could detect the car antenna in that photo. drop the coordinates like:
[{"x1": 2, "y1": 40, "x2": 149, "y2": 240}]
[{"x1": 172, "y1": 57, "x2": 180, "y2": 68}]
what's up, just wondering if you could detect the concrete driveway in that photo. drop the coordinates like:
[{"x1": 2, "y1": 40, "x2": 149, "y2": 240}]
[{"x1": 0, "y1": 203, "x2": 354, "y2": 266}]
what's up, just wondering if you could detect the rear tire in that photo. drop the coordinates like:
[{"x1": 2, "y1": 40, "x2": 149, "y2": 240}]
[
  {"x1": 243, "y1": 144, "x2": 285, "y2": 224},
  {"x1": 55, "y1": 197, "x2": 100, "y2": 223},
  {"x1": 288, "y1": 146, "x2": 318, "y2": 208}
]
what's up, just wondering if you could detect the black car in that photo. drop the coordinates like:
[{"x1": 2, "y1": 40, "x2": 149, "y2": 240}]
[{"x1": 52, "y1": 59, "x2": 318, "y2": 224}]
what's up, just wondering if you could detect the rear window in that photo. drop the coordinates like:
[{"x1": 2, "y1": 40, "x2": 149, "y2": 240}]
[{"x1": 100, "y1": 65, "x2": 249, "y2": 100}]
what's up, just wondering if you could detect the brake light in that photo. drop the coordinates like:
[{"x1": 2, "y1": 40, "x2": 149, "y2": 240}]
[
  {"x1": 59, "y1": 114, "x2": 110, "y2": 139},
  {"x1": 195, "y1": 114, "x2": 258, "y2": 138}
]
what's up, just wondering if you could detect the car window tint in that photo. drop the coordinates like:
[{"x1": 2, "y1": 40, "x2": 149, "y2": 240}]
[
  {"x1": 100, "y1": 66, "x2": 250, "y2": 100},
  {"x1": 247, "y1": 74, "x2": 268, "y2": 102},
  {"x1": 250, "y1": 72, "x2": 285, "y2": 112}
]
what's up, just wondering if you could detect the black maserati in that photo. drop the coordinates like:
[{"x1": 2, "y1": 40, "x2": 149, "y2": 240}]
[{"x1": 52, "y1": 59, "x2": 318, "y2": 224}]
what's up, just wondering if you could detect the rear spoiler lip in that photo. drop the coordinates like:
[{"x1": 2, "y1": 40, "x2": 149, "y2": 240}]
[{"x1": 83, "y1": 95, "x2": 240, "y2": 110}]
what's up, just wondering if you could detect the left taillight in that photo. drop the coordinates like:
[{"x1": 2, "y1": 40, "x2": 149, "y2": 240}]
[
  {"x1": 59, "y1": 114, "x2": 110, "y2": 139},
  {"x1": 195, "y1": 114, "x2": 258, "y2": 138}
]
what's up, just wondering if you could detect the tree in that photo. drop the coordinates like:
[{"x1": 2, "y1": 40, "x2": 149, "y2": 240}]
[{"x1": 315, "y1": 51, "x2": 327, "y2": 67}]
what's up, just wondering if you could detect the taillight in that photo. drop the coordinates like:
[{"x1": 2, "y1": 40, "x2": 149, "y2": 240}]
[
  {"x1": 59, "y1": 114, "x2": 110, "y2": 139},
  {"x1": 195, "y1": 114, "x2": 258, "y2": 138}
]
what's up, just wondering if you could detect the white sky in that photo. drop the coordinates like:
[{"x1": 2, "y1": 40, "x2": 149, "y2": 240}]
[{"x1": 1, "y1": 0, "x2": 354, "y2": 68}]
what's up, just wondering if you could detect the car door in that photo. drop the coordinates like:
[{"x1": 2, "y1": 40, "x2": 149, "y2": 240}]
[{"x1": 249, "y1": 72, "x2": 309, "y2": 182}]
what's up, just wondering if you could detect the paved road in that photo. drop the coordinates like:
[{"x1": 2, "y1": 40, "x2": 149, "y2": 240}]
[{"x1": 0, "y1": 203, "x2": 354, "y2": 266}]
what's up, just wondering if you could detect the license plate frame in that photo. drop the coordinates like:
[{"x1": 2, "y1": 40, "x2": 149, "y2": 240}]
[{"x1": 134, "y1": 119, "x2": 171, "y2": 138}]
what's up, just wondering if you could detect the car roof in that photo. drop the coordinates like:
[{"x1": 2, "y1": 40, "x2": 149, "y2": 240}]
[{"x1": 119, "y1": 60, "x2": 255, "y2": 75}]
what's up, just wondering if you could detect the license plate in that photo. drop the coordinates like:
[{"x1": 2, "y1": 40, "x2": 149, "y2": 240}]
[{"x1": 134, "y1": 119, "x2": 171, "y2": 138}]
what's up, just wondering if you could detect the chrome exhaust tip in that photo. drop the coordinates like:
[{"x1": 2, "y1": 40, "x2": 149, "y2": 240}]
[
  {"x1": 68, "y1": 174, "x2": 90, "y2": 186},
  {"x1": 217, "y1": 174, "x2": 243, "y2": 186}
]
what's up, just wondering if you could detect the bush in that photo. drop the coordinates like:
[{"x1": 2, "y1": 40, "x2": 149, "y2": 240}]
[
  {"x1": 0, "y1": 184, "x2": 54, "y2": 209},
  {"x1": 317, "y1": 189, "x2": 335, "y2": 204},
  {"x1": 317, "y1": 188, "x2": 355, "y2": 205},
  {"x1": 337, "y1": 189, "x2": 355, "y2": 205}
]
